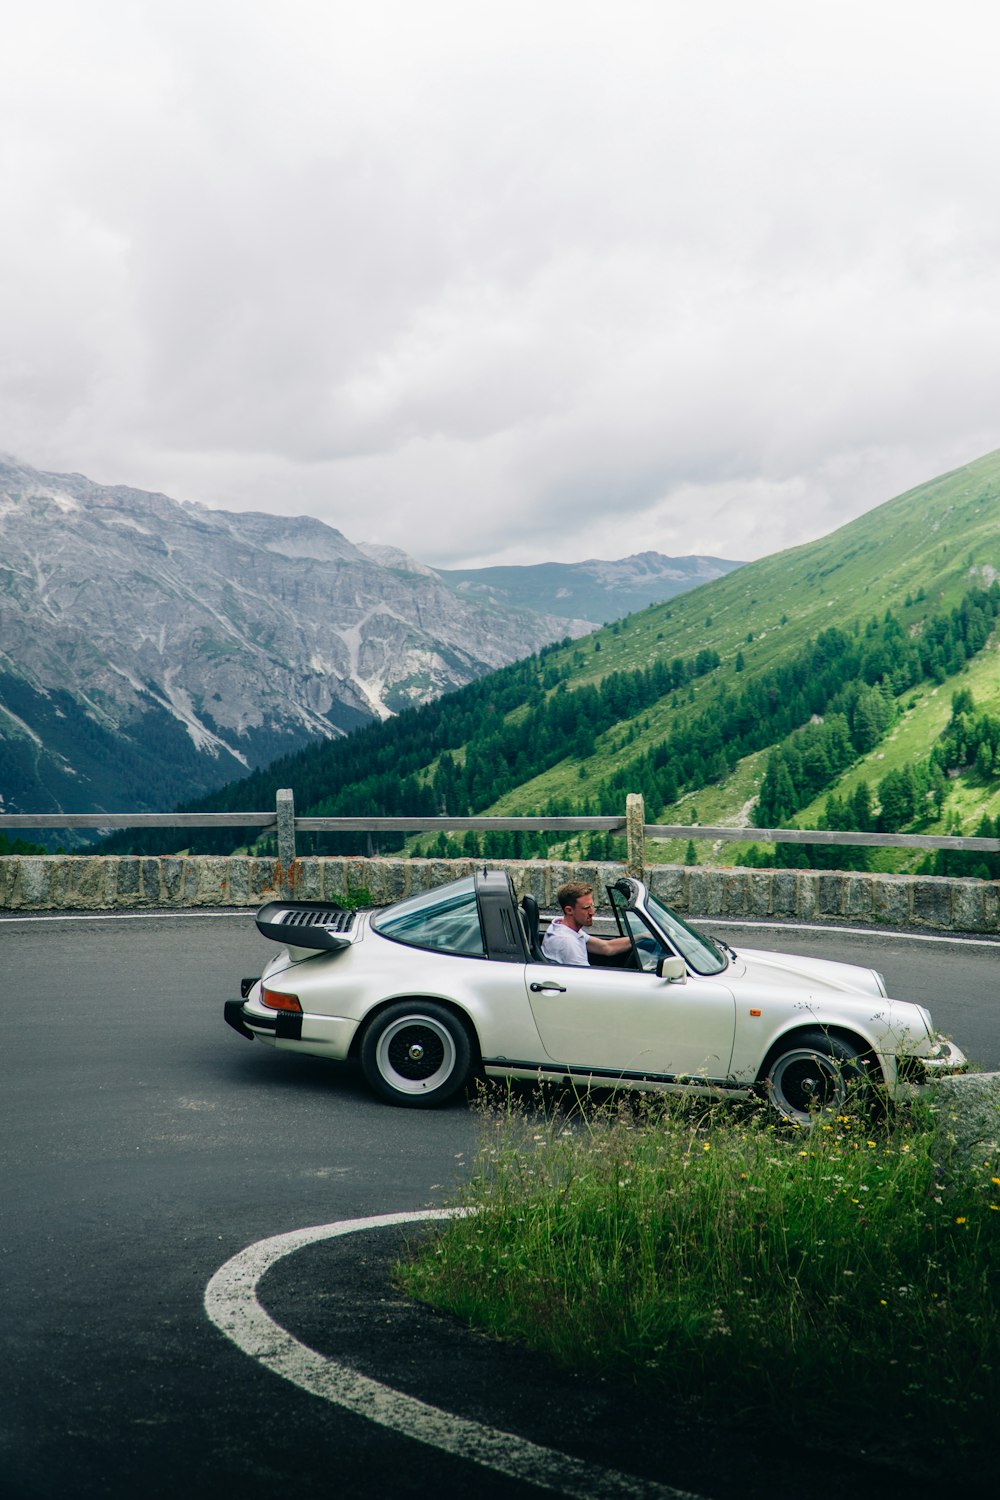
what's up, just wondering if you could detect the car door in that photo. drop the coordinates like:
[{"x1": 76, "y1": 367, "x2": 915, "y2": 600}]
[{"x1": 523, "y1": 959, "x2": 737, "y2": 1083}]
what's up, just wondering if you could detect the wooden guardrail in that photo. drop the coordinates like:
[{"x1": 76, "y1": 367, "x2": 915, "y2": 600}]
[
  {"x1": 644, "y1": 824, "x2": 1000, "y2": 852},
  {"x1": 3, "y1": 790, "x2": 1000, "y2": 876}
]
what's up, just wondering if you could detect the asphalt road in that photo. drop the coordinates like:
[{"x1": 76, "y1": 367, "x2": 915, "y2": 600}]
[{"x1": 1, "y1": 910, "x2": 997, "y2": 1500}]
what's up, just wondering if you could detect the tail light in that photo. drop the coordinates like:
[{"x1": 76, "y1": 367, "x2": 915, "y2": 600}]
[{"x1": 261, "y1": 987, "x2": 302, "y2": 1013}]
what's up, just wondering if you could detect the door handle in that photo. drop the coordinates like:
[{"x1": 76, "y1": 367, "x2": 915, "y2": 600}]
[{"x1": 530, "y1": 981, "x2": 567, "y2": 993}]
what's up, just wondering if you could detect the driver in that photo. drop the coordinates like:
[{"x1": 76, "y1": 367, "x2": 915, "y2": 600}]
[{"x1": 541, "y1": 881, "x2": 633, "y2": 967}]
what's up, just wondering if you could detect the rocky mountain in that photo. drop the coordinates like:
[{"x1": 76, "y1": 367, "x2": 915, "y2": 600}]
[{"x1": 0, "y1": 458, "x2": 738, "y2": 823}]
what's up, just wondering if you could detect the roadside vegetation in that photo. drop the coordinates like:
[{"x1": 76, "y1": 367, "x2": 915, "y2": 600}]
[
  {"x1": 398, "y1": 1090, "x2": 998, "y2": 1472},
  {"x1": 0, "y1": 832, "x2": 45, "y2": 856}
]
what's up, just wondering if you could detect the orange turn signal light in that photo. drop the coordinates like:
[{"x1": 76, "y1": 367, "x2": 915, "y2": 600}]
[{"x1": 262, "y1": 987, "x2": 302, "y2": 1013}]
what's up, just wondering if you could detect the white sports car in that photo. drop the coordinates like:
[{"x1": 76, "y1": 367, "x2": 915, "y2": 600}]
[{"x1": 224, "y1": 871, "x2": 967, "y2": 1124}]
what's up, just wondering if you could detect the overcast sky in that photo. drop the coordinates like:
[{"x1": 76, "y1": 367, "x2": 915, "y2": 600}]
[{"x1": 4, "y1": 0, "x2": 1000, "y2": 569}]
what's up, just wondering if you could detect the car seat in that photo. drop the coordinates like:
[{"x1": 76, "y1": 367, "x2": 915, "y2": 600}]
[{"x1": 520, "y1": 894, "x2": 546, "y2": 962}]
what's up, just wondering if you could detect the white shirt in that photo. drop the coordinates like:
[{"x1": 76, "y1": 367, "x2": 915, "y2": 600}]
[{"x1": 540, "y1": 918, "x2": 590, "y2": 966}]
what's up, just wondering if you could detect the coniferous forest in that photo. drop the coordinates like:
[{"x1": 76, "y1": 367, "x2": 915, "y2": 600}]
[{"x1": 104, "y1": 582, "x2": 1000, "y2": 870}]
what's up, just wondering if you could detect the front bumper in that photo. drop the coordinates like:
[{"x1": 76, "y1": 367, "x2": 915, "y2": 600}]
[{"x1": 895, "y1": 1036, "x2": 968, "y2": 1084}]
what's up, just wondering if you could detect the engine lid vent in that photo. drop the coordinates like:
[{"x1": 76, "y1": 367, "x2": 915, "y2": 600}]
[
  {"x1": 255, "y1": 900, "x2": 358, "y2": 951},
  {"x1": 282, "y1": 907, "x2": 355, "y2": 932}
]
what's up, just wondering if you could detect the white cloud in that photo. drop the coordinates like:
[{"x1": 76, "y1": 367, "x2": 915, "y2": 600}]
[{"x1": 3, "y1": 0, "x2": 1000, "y2": 567}]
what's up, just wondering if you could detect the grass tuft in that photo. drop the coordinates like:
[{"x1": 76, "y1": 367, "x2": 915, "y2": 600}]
[{"x1": 398, "y1": 1088, "x2": 998, "y2": 1466}]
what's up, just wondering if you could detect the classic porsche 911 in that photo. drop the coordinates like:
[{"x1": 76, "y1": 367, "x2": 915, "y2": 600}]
[{"x1": 223, "y1": 870, "x2": 966, "y2": 1123}]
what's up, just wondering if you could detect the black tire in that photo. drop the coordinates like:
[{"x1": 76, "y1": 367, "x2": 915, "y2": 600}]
[
  {"x1": 762, "y1": 1030, "x2": 867, "y2": 1125},
  {"x1": 360, "y1": 1000, "x2": 472, "y2": 1108}
]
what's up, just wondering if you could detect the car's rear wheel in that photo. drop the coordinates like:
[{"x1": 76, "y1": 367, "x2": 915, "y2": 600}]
[
  {"x1": 360, "y1": 1001, "x2": 472, "y2": 1108},
  {"x1": 762, "y1": 1030, "x2": 867, "y2": 1125}
]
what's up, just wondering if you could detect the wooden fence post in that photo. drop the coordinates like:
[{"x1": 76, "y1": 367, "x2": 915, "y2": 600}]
[
  {"x1": 626, "y1": 793, "x2": 645, "y2": 877},
  {"x1": 276, "y1": 788, "x2": 296, "y2": 882}
]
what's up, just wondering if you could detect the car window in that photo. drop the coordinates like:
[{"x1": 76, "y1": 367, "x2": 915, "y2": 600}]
[{"x1": 371, "y1": 876, "x2": 486, "y2": 957}]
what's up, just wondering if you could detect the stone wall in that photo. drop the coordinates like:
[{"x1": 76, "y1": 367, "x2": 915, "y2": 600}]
[{"x1": 1, "y1": 853, "x2": 999, "y2": 932}]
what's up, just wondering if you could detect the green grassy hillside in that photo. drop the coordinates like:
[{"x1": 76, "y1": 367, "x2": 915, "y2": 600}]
[
  {"x1": 475, "y1": 449, "x2": 1000, "y2": 867},
  {"x1": 110, "y1": 448, "x2": 1000, "y2": 868},
  {"x1": 521, "y1": 447, "x2": 1000, "y2": 699}
]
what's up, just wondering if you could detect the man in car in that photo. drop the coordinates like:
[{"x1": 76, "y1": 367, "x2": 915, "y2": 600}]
[{"x1": 541, "y1": 881, "x2": 634, "y2": 966}]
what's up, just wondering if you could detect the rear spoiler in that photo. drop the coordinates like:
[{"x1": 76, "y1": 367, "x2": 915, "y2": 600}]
[{"x1": 255, "y1": 899, "x2": 358, "y2": 952}]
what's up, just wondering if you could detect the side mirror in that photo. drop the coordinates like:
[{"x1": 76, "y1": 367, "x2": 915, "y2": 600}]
[{"x1": 657, "y1": 955, "x2": 687, "y2": 983}]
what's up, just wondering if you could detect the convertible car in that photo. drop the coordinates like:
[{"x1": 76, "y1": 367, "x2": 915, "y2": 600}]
[{"x1": 224, "y1": 871, "x2": 966, "y2": 1123}]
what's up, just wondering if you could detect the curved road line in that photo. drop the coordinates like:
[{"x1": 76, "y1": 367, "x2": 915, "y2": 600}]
[{"x1": 204, "y1": 1209, "x2": 710, "y2": 1500}]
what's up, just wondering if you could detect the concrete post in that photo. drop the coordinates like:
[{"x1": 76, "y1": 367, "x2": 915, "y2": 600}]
[
  {"x1": 626, "y1": 793, "x2": 645, "y2": 878},
  {"x1": 276, "y1": 788, "x2": 296, "y2": 885}
]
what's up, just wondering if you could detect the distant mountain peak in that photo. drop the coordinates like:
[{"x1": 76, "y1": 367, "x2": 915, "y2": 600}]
[
  {"x1": 436, "y1": 550, "x2": 743, "y2": 624},
  {"x1": 356, "y1": 541, "x2": 439, "y2": 578}
]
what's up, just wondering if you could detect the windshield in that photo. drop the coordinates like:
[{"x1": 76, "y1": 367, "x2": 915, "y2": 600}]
[
  {"x1": 609, "y1": 883, "x2": 728, "y2": 976},
  {"x1": 371, "y1": 875, "x2": 485, "y2": 957},
  {"x1": 643, "y1": 891, "x2": 728, "y2": 975}
]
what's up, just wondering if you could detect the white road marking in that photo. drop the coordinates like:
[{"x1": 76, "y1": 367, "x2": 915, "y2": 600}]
[
  {"x1": 0, "y1": 909, "x2": 250, "y2": 923},
  {"x1": 690, "y1": 916, "x2": 1000, "y2": 948},
  {"x1": 204, "y1": 1209, "x2": 711, "y2": 1500},
  {"x1": 4, "y1": 908, "x2": 998, "y2": 948}
]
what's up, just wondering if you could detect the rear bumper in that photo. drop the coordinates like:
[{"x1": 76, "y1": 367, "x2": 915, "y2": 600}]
[
  {"x1": 224, "y1": 998, "x2": 255, "y2": 1040},
  {"x1": 224, "y1": 998, "x2": 359, "y2": 1054},
  {"x1": 224, "y1": 997, "x2": 303, "y2": 1042}
]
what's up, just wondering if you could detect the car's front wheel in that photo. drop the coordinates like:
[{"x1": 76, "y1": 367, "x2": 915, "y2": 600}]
[
  {"x1": 360, "y1": 1000, "x2": 472, "y2": 1108},
  {"x1": 762, "y1": 1030, "x2": 868, "y2": 1125}
]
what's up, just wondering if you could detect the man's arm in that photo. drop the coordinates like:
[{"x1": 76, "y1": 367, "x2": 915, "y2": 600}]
[{"x1": 585, "y1": 933, "x2": 633, "y2": 958}]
